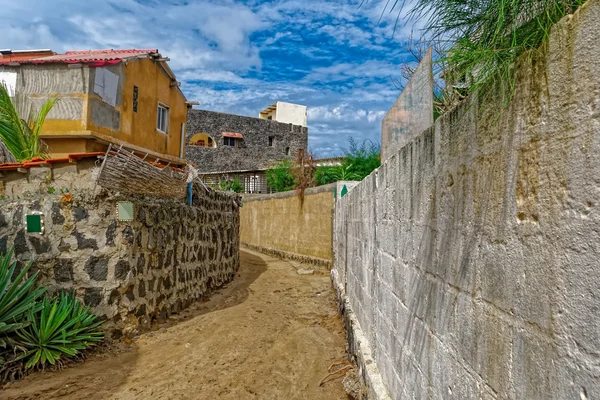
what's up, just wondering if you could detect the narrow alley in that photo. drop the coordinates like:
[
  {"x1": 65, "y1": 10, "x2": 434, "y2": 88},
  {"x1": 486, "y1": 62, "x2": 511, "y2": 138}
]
[{"x1": 3, "y1": 250, "x2": 348, "y2": 400}]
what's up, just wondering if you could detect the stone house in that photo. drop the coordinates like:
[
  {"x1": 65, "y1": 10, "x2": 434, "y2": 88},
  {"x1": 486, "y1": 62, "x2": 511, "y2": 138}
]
[
  {"x1": 186, "y1": 105, "x2": 308, "y2": 194},
  {"x1": 0, "y1": 48, "x2": 190, "y2": 166}
]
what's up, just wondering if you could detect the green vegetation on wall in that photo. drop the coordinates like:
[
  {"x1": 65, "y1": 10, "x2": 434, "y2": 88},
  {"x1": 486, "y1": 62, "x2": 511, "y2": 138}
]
[{"x1": 391, "y1": 0, "x2": 586, "y2": 110}]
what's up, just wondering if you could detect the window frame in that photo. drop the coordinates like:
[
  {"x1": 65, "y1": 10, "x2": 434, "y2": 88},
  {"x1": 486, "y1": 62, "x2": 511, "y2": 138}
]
[
  {"x1": 223, "y1": 137, "x2": 236, "y2": 147},
  {"x1": 157, "y1": 102, "x2": 170, "y2": 134}
]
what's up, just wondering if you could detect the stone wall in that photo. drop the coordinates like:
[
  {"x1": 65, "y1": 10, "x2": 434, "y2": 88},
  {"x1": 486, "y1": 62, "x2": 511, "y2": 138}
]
[
  {"x1": 186, "y1": 109, "x2": 308, "y2": 173},
  {"x1": 333, "y1": 1, "x2": 600, "y2": 399},
  {"x1": 240, "y1": 183, "x2": 355, "y2": 267},
  {"x1": 0, "y1": 158, "x2": 99, "y2": 198},
  {"x1": 0, "y1": 185, "x2": 240, "y2": 337}
]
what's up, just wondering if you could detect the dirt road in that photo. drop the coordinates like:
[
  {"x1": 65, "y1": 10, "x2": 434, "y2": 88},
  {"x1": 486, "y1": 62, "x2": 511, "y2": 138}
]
[{"x1": 2, "y1": 250, "x2": 349, "y2": 400}]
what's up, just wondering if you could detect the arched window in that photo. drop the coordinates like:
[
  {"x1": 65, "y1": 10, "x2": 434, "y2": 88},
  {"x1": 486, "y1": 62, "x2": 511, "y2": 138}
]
[{"x1": 189, "y1": 133, "x2": 216, "y2": 148}]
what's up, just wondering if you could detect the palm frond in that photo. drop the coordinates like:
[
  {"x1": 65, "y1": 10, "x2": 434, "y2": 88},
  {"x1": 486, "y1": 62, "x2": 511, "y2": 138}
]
[{"x1": 0, "y1": 83, "x2": 57, "y2": 161}]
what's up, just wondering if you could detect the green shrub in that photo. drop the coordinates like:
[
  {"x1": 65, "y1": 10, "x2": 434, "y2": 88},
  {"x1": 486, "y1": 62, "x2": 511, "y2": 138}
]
[
  {"x1": 315, "y1": 166, "x2": 339, "y2": 186},
  {"x1": 15, "y1": 292, "x2": 103, "y2": 369},
  {"x1": 266, "y1": 160, "x2": 295, "y2": 192},
  {"x1": 342, "y1": 138, "x2": 381, "y2": 180},
  {"x1": 315, "y1": 165, "x2": 362, "y2": 185},
  {"x1": 270, "y1": 139, "x2": 381, "y2": 190},
  {"x1": 218, "y1": 178, "x2": 244, "y2": 193}
]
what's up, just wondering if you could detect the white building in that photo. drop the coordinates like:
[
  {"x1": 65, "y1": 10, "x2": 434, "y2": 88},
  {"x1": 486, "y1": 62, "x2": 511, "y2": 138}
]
[{"x1": 259, "y1": 101, "x2": 307, "y2": 127}]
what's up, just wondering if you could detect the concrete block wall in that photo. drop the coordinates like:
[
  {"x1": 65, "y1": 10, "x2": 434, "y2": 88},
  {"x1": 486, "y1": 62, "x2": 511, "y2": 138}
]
[
  {"x1": 333, "y1": 1, "x2": 600, "y2": 398},
  {"x1": 0, "y1": 187, "x2": 240, "y2": 338},
  {"x1": 240, "y1": 183, "x2": 338, "y2": 267}
]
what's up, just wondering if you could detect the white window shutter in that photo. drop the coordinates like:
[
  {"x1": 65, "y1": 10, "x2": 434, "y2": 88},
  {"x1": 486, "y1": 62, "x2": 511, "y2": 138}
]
[
  {"x1": 103, "y1": 69, "x2": 118, "y2": 107},
  {"x1": 93, "y1": 68, "x2": 119, "y2": 106}
]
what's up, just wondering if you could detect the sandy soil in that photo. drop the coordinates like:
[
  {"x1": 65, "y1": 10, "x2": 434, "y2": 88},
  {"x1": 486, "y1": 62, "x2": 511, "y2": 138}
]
[{"x1": 1, "y1": 250, "x2": 349, "y2": 400}]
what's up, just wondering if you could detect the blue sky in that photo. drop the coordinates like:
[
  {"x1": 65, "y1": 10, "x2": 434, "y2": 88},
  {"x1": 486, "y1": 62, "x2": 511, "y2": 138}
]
[{"x1": 0, "y1": 0, "x2": 418, "y2": 157}]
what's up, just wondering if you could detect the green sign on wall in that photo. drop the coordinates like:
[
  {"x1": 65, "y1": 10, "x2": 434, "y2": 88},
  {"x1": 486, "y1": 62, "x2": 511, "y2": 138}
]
[
  {"x1": 26, "y1": 214, "x2": 44, "y2": 234},
  {"x1": 341, "y1": 185, "x2": 348, "y2": 197},
  {"x1": 117, "y1": 202, "x2": 134, "y2": 222}
]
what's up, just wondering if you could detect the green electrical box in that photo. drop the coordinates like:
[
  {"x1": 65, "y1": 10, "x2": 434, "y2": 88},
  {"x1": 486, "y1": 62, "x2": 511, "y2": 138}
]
[{"x1": 26, "y1": 214, "x2": 44, "y2": 234}]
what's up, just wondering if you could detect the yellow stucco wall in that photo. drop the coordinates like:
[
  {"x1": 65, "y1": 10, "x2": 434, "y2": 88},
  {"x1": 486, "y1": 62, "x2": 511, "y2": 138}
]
[
  {"x1": 44, "y1": 138, "x2": 106, "y2": 157},
  {"x1": 86, "y1": 58, "x2": 187, "y2": 158},
  {"x1": 37, "y1": 59, "x2": 186, "y2": 160},
  {"x1": 240, "y1": 190, "x2": 334, "y2": 261}
]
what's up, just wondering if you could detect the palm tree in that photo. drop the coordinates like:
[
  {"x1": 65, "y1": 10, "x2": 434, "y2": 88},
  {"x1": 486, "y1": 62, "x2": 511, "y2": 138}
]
[{"x1": 0, "y1": 83, "x2": 57, "y2": 162}]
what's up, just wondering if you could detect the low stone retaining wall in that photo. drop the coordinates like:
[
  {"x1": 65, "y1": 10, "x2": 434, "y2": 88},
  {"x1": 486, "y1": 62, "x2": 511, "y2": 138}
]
[
  {"x1": 0, "y1": 185, "x2": 240, "y2": 337},
  {"x1": 241, "y1": 243, "x2": 331, "y2": 269}
]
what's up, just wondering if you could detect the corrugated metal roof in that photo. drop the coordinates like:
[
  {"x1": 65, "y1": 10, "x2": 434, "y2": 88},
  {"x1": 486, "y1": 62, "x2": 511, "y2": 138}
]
[{"x1": 0, "y1": 49, "x2": 158, "y2": 65}]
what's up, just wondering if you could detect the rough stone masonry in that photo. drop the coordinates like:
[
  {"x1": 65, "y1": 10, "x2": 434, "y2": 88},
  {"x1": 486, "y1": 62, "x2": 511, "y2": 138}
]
[
  {"x1": 0, "y1": 184, "x2": 240, "y2": 337},
  {"x1": 333, "y1": 1, "x2": 600, "y2": 399},
  {"x1": 186, "y1": 109, "x2": 308, "y2": 173}
]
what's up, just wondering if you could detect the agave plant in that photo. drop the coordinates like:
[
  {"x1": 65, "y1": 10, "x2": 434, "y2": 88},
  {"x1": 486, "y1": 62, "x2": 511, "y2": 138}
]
[
  {"x1": 15, "y1": 292, "x2": 104, "y2": 369},
  {"x1": 0, "y1": 249, "x2": 45, "y2": 341},
  {"x1": 0, "y1": 83, "x2": 57, "y2": 162}
]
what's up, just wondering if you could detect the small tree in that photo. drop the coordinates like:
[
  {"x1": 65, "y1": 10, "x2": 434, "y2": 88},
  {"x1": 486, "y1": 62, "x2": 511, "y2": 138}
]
[
  {"x1": 292, "y1": 149, "x2": 316, "y2": 203},
  {"x1": 0, "y1": 84, "x2": 57, "y2": 162}
]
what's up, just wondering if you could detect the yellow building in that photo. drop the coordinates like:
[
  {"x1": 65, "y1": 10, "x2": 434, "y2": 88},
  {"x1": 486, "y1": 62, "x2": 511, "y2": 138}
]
[{"x1": 0, "y1": 49, "x2": 189, "y2": 165}]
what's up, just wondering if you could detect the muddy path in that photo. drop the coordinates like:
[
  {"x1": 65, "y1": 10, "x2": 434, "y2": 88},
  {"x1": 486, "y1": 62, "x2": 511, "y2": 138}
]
[{"x1": 2, "y1": 250, "x2": 349, "y2": 400}]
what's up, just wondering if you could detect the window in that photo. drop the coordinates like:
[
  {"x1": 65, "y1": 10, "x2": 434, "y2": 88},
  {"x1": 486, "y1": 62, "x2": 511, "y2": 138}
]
[
  {"x1": 157, "y1": 103, "x2": 169, "y2": 133},
  {"x1": 133, "y1": 86, "x2": 138, "y2": 112},
  {"x1": 268, "y1": 136, "x2": 274, "y2": 147},
  {"x1": 94, "y1": 68, "x2": 118, "y2": 107},
  {"x1": 285, "y1": 147, "x2": 290, "y2": 156},
  {"x1": 267, "y1": 116, "x2": 272, "y2": 120},
  {"x1": 224, "y1": 137, "x2": 236, "y2": 147}
]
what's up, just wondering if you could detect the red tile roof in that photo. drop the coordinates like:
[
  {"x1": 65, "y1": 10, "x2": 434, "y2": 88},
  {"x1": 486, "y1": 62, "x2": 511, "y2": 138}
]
[{"x1": 0, "y1": 49, "x2": 158, "y2": 66}]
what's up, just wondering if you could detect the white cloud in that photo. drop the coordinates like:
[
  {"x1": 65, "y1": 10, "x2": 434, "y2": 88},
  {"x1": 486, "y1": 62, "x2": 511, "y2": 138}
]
[{"x1": 0, "y1": 0, "x2": 417, "y2": 157}]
